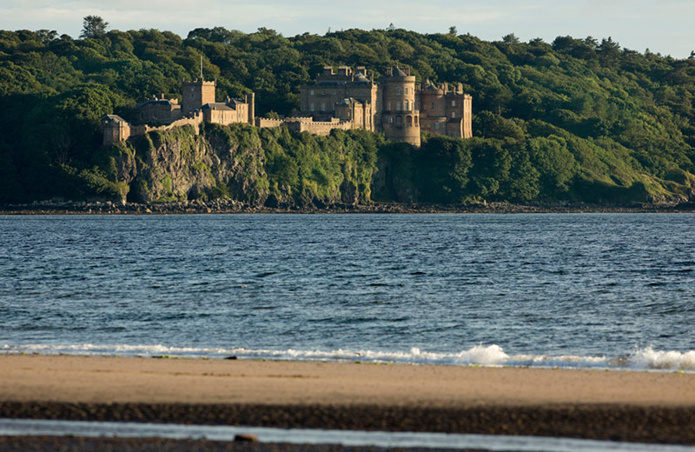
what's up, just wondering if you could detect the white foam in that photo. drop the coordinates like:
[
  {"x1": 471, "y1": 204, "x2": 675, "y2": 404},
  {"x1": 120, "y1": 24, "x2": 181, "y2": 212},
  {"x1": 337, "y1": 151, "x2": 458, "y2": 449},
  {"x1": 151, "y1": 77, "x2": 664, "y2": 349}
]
[
  {"x1": 629, "y1": 347, "x2": 695, "y2": 371},
  {"x1": 2, "y1": 343, "x2": 693, "y2": 372}
]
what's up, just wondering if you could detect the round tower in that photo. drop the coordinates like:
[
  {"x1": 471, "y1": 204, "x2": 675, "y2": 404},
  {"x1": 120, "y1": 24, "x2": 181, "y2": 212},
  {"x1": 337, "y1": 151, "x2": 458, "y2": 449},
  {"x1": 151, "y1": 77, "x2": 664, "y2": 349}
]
[{"x1": 379, "y1": 67, "x2": 420, "y2": 146}]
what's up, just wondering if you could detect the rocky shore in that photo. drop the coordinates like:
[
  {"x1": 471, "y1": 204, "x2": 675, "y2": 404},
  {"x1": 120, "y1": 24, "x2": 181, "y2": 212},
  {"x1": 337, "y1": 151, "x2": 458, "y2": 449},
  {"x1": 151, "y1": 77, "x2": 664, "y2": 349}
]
[{"x1": 2, "y1": 199, "x2": 694, "y2": 215}]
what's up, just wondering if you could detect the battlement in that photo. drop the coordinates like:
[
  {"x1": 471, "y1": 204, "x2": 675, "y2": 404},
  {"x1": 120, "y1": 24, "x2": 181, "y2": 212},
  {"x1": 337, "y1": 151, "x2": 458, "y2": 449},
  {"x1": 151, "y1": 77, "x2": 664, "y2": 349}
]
[{"x1": 103, "y1": 64, "x2": 471, "y2": 148}]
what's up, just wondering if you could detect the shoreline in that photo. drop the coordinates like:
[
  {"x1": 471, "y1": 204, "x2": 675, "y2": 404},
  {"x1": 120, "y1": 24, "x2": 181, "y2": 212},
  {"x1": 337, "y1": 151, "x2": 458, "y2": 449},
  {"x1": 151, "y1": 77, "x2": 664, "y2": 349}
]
[
  {"x1": 1, "y1": 355, "x2": 694, "y2": 445},
  {"x1": 2, "y1": 200, "x2": 695, "y2": 215}
]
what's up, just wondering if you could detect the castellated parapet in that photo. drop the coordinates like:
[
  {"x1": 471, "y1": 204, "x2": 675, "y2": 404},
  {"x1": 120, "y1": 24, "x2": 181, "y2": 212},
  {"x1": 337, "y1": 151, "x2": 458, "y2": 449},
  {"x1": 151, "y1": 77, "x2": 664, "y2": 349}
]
[
  {"x1": 182, "y1": 80, "x2": 216, "y2": 116},
  {"x1": 103, "y1": 79, "x2": 254, "y2": 144},
  {"x1": 102, "y1": 66, "x2": 472, "y2": 148},
  {"x1": 379, "y1": 67, "x2": 420, "y2": 146},
  {"x1": 419, "y1": 81, "x2": 473, "y2": 139},
  {"x1": 295, "y1": 65, "x2": 473, "y2": 146}
]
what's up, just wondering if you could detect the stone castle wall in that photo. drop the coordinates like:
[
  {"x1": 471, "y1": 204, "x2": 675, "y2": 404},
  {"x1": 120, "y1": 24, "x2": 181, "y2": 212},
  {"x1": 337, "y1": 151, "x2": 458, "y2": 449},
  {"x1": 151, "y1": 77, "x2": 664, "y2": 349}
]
[
  {"x1": 104, "y1": 66, "x2": 472, "y2": 148},
  {"x1": 129, "y1": 114, "x2": 204, "y2": 138},
  {"x1": 257, "y1": 117, "x2": 351, "y2": 136}
]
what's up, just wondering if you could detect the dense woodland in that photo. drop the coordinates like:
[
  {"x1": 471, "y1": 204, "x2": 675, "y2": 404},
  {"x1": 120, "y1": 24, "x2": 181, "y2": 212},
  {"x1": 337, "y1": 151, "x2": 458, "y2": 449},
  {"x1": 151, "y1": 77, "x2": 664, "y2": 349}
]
[{"x1": 1, "y1": 22, "x2": 694, "y2": 206}]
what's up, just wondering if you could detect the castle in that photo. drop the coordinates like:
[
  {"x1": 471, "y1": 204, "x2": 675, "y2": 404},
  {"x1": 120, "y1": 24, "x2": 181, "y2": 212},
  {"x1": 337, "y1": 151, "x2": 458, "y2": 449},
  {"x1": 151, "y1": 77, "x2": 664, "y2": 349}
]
[
  {"x1": 103, "y1": 66, "x2": 472, "y2": 147},
  {"x1": 292, "y1": 66, "x2": 473, "y2": 146},
  {"x1": 102, "y1": 79, "x2": 255, "y2": 145}
]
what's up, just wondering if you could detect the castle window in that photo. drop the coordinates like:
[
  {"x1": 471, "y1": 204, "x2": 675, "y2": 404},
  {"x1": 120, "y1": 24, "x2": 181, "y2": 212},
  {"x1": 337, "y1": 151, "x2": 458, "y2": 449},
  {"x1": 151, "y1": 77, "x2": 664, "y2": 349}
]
[
  {"x1": 451, "y1": 100, "x2": 456, "y2": 107},
  {"x1": 310, "y1": 90, "x2": 315, "y2": 95},
  {"x1": 396, "y1": 88, "x2": 401, "y2": 95},
  {"x1": 396, "y1": 116, "x2": 402, "y2": 125},
  {"x1": 405, "y1": 88, "x2": 409, "y2": 95},
  {"x1": 310, "y1": 103, "x2": 315, "y2": 112},
  {"x1": 435, "y1": 122, "x2": 440, "y2": 130},
  {"x1": 321, "y1": 102, "x2": 326, "y2": 111},
  {"x1": 431, "y1": 102, "x2": 435, "y2": 111},
  {"x1": 406, "y1": 116, "x2": 412, "y2": 126},
  {"x1": 451, "y1": 112, "x2": 456, "y2": 118},
  {"x1": 405, "y1": 100, "x2": 409, "y2": 111}
]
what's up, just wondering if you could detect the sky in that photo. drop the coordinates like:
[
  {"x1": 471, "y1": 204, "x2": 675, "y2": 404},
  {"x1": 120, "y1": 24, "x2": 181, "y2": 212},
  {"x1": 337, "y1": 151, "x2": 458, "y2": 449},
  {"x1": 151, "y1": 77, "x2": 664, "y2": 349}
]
[{"x1": 1, "y1": 0, "x2": 694, "y2": 58}]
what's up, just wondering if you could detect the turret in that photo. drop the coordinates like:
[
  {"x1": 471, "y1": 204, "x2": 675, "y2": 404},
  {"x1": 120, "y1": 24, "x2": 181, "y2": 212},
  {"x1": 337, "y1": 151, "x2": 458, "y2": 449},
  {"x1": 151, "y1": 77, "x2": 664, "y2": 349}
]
[
  {"x1": 379, "y1": 67, "x2": 420, "y2": 146},
  {"x1": 245, "y1": 92, "x2": 255, "y2": 124},
  {"x1": 101, "y1": 115, "x2": 131, "y2": 145}
]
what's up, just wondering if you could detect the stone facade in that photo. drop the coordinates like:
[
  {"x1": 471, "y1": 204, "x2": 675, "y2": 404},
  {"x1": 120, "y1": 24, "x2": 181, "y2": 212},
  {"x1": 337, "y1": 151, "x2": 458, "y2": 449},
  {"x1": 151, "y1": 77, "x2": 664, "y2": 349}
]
[
  {"x1": 182, "y1": 80, "x2": 216, "y2": 116},
  {"x1": 379, "y1": 67, "x2": 420, "y2": 146},
  {"x1": 103, "y1": 67, "x2": 472, "y2": 148},
  {"x1": 299, "y1": 66, "x2": 377, "y2": 132},
  {"x1": 419, "y1": 82, "x2": 473, "y2": 139},
  {"x1": 104, "y1": 80, "x2": 254, "y2": 144},
  {"x1": 136, "y1": 97, "x2": 182, "y2": 125},
  {"x1": 295, "y1": 66, "x2": 473, "y2": 146},
  {"x1": 102, "y1": 115, "x2": 131, "y2": 146}
]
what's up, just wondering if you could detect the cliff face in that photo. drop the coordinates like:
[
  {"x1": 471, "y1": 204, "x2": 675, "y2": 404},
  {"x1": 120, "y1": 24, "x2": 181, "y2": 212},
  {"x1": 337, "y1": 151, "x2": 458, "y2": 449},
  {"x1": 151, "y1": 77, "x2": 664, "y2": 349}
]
[
  {"x1": 96, "y1": 122, "x2": 695, "y2": 208},
  {"x1": 112, "y1": 125, "x2": 268, "y2": 206},
  {"x1": 111, "y1": 123, "x2": 379, "y2": 207}
]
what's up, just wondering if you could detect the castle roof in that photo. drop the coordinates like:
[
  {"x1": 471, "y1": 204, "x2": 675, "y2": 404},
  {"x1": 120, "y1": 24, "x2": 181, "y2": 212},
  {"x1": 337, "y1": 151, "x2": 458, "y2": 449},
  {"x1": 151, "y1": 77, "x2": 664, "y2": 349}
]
[
  {"x1": 201, "y1": 102, "x2": 233, "y2": 111},
  {"x1": 227, "y1": 98, "x2": 245, "y2": 107},
  {"x1": 102, "y1": 114, "x2": 128, "y2": 124},
  {"x1": 137, "y1": 99, "x2": 179, "y2": 108},
  {"x1": 353, "y1": 73, "x2": 371, "y2": 84},
  {"x1": 393, "y1": 67, "x2": 409, "y2": 77}
]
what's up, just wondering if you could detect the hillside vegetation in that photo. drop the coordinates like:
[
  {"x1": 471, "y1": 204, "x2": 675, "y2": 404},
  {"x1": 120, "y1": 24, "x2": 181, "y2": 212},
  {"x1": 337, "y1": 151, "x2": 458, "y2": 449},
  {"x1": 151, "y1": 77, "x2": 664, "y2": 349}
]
[{"x1": 0, "y1": 26, "x2": 694, "y2": 206}]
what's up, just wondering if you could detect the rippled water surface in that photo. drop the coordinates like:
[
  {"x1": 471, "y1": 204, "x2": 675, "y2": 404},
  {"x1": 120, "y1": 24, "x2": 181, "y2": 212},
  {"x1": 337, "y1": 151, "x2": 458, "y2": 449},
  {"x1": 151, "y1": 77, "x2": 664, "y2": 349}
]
[{"x1": 1, "y1": 213, "x2": 694, "y2": 369}]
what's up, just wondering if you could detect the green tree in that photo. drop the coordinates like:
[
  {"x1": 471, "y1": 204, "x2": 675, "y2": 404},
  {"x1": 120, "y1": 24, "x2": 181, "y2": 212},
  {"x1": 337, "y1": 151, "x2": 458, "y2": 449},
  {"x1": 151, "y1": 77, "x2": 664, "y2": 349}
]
[
  {"x1": 502, "y1": 33, "x2": 520, "y2": 44},
  {"x1": 80, "y1": 16, "x2": 109, "y2": 39}
]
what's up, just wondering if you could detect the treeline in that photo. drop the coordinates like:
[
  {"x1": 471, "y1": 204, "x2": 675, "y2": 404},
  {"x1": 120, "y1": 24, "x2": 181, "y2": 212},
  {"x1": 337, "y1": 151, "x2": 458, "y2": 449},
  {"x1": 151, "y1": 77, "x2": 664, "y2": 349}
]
[{"x1": 0, "y1": 25, "x2": 694, "y2": 205}]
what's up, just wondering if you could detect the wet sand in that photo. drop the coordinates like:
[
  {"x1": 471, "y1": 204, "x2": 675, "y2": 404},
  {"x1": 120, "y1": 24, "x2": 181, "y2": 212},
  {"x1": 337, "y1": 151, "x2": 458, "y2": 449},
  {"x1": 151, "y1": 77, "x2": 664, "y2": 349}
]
[{"x1": 1, "y1": 355, "x2": 694, "y2": 445}]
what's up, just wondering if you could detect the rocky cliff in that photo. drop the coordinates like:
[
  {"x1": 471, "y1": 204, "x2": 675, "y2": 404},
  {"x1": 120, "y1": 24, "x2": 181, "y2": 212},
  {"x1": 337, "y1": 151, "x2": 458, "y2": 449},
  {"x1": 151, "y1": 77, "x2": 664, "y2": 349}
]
[{"x1": 108, "y1": 123, "x2": 380, "y2": 208}]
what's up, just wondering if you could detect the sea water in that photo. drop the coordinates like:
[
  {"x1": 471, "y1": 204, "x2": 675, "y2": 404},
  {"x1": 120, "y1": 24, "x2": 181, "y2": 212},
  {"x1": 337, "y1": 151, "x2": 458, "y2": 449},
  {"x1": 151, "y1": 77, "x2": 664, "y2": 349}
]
[
  {"x1": 1, "y1": 213, "x2": 694, "y2": 371},
  {"x1": 2, "y1": 418, "x2": 695, "y2": 451}
]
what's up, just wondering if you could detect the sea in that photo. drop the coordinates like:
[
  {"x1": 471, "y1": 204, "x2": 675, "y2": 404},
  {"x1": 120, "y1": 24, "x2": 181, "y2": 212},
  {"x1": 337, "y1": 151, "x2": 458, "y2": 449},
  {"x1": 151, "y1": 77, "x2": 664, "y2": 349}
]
[{"x1": 1, "y1": 213, "x2": 694, "y2": 371}]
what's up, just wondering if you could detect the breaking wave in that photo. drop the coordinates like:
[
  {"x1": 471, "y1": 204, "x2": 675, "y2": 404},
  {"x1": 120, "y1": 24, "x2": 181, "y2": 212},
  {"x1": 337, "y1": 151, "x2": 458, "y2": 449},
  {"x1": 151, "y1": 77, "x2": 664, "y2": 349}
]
[{"x1": 3, "y1": 343, "x2": 694, "y2": 372}]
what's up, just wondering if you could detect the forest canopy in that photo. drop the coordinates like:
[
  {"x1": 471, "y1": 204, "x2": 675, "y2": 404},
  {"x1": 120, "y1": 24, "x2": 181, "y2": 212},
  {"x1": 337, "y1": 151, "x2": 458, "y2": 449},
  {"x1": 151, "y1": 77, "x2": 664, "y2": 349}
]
[{"x1": 0, "y1": 23, "x2": 694, "y2": 206}]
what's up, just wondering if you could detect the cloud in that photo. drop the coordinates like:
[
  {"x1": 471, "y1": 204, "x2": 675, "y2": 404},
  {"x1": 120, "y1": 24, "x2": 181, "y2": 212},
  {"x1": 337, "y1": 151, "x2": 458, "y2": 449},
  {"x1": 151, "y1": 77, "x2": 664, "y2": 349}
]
[{"x1": 0, "y1": 0, "x2": 692, "y2": 57}]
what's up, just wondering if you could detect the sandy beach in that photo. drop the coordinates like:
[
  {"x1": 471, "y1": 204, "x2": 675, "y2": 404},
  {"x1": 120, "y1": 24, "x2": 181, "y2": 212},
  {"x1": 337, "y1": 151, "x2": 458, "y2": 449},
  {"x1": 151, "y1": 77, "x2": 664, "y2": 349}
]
[{"x1": 1, "y1": 355, "x2": 694, "y2": 446}]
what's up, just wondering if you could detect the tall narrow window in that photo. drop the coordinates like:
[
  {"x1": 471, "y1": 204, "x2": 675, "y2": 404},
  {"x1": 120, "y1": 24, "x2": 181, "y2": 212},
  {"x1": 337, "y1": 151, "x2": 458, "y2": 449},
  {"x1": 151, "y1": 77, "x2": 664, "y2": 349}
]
[
  {"x1": 451, "y1": 100, "x2": 456, "y2": 107},
  {"x1": 431, "y1": 102, "x2": 435, "y2": 111}
]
